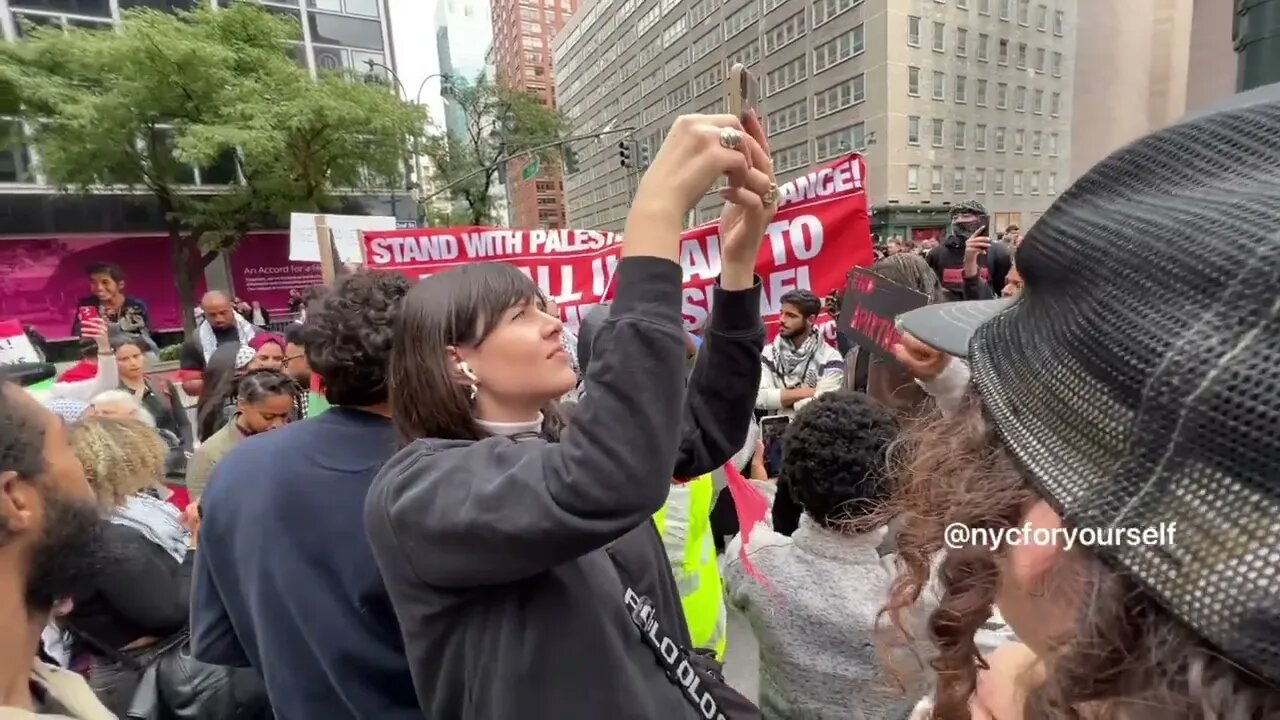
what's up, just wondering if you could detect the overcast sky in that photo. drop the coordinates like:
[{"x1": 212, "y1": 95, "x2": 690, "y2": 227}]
[{"x1": 388, "y1": 0, "x2": 446, "y2": 129}]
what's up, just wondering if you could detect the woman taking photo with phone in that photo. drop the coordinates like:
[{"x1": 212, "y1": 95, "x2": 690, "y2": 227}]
[{"x1": 366, "y1": 112, "x2": 776, "y2": 719}]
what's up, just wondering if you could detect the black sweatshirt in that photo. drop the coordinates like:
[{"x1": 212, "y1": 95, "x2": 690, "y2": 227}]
[
  {"x1": 926, "y1": 236, "x2": 1012, "y2": 300},
  {"x1": 70, "y1": 524, "x2": 192, "y2": 650},
  {"x1": 364, "y1": 256, "x2": 765, "y2": 720}
]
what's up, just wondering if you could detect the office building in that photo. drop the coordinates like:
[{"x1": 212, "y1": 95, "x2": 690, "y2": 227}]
[
  {"x1": 436, "y1": 0, "x2": 495, "y2": 139},
  {"x1": 491, "y1": 0, "x2": 578, "y2": 228},
  {"x1": 1070, "y1": 0, "x2": 1192, "y2": 180},
  {"x1": 555, "y1": 0, "x2": 1075, "y2": 237},
  {"x1": 0, "y1": 0, "x2": 407, "y2": 342},
  {"x1": 434, "y1": 0, "x2": 510, "y2": 224}
]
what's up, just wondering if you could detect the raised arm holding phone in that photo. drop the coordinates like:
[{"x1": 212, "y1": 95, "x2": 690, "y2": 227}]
[{"x1": 364, "y1": 112, "x2": 775, "y2": 720}]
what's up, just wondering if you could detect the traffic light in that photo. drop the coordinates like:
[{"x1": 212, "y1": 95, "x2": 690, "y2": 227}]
[
  {"x1": 637, "y1": 142, "x2": 651, "y2": 170},
  {"x1": 618, "y1": 140, "x2": 633, "y2": 168},
  {"x1": 563, "y1": 144, "x2": 580, "y2": 175}
]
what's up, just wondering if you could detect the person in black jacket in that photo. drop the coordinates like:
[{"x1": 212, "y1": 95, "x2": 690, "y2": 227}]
[
  {"x1": 925, "y1": 200, "x2": 1013, "y2": 300},
  {"x1": 365, "y1": 112, "x2": 776, "y2": 720}
]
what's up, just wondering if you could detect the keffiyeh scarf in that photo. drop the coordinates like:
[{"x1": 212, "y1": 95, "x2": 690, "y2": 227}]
[
  {"x1": 762, "y1": 331, "x2": 822, "y2": 389},
  {"x1": 112, "y1": 491, "x2": 190, "y2": 563},
  {"x1": 198, "y1": 315, "x2": 257, "y2": 363}
]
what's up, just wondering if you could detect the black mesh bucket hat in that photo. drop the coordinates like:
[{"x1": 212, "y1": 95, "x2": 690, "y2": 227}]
[{"x1": 899, "y1": 82, "x2": 1280, "y2": 686}]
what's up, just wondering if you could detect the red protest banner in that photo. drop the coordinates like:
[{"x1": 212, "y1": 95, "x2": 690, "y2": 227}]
[{"x1": 362, "y1": 153, "x2": 873, "y2": 340}]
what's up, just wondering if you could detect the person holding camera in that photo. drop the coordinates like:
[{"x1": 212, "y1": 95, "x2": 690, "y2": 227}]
[{"x1": 925, "y1": 200, "x2": 1013, "y2": 300}]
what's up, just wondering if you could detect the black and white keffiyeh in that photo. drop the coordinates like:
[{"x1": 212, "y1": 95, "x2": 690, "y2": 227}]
[{"x1": 762, "y1": 331, "x2": 823, "y2": 389}]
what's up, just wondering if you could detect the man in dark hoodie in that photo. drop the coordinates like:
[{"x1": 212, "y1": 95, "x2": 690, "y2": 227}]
[{"x1": 925, "y1": 200, "x2": 1013, "y2": 300}]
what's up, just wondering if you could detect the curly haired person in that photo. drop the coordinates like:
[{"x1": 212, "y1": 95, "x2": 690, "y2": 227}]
[{"x1": 724, "y1": 390, "x2": 910, "y2": 719}]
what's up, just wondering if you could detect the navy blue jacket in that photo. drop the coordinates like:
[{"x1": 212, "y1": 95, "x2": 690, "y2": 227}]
[{"x1": 190, "y1": 409, "x2": 419, "y2": 720}]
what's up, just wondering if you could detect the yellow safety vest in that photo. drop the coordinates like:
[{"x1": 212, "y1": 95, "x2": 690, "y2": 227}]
[{"x1": 652, "y1": 473, "x2": 727, "y2": 660}]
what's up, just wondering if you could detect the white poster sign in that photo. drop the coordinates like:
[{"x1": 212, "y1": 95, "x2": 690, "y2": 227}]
[{"x1": 288, "y1": 213, "x2": 398, "y2": 263}]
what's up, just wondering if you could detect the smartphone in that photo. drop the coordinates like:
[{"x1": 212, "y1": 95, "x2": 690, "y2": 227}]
[
  {"x1": 725, "y1": 62, "x2": 756, "y2": 120},
  {"x1": 760, "y1": 414, "x2": 791, "y2": 478},
  {"x1": 77, "y1": 306, "x2": 100, "y2": 324}
]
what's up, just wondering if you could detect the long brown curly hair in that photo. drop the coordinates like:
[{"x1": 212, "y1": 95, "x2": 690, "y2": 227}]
[
  {"x1": 878, "y1": 393, "x2": 1280, "y2": 719},
  {"x1": 70, "y1": 416, "x2": 167, "y2": 508}
]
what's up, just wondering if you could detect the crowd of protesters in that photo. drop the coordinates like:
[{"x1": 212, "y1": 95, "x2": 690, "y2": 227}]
[{"x1": 2, "y1": 84, "x2": 1280, "y2": 720}]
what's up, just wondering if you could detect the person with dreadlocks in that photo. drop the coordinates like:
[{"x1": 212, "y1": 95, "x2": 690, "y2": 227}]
[{"x1": 925, "y1": 200, "x2": 1013, "y2": 301}]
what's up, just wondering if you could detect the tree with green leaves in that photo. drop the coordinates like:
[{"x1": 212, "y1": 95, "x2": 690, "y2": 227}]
[
  {"x1": 423, "y1": 73, "x2": 570, "y2": 226},
  {"x1": 0, "y1": 4, "x2": 425, "y2": 334}
]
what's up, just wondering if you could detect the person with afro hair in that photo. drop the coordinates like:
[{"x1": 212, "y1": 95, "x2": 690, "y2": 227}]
[{"x1": 723, "y1": 389, "x2": 915, "y2": 719}]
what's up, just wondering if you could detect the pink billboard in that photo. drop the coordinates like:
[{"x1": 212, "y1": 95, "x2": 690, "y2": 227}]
[{"x1": 0, "y1": 231, "x2": 324, "y2": 341}]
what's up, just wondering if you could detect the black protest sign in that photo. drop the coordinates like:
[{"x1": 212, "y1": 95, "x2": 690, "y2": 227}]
[{"x1": 836, "y1": 267, "x2": 930, "y2": 361}]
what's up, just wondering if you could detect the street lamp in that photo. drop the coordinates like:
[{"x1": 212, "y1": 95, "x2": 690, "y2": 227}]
[{"x1": 363, "y1": 59, "x2": 454, "y2": 219}]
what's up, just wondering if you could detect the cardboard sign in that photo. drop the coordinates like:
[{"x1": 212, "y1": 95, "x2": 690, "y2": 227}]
[
  {"x1": 836, "y1": 268, "x2": 930, "y2": 360},
  {"x1": 288, "y1": 213, "x2": 395, "y2": 264}
]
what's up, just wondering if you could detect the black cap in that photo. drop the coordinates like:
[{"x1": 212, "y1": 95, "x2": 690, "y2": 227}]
[{"x1": 902, "y1": 82, "x2": 1280, "y2": 685}]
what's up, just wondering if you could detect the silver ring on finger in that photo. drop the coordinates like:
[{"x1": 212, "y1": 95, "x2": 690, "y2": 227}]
[
  {"x1": 763, "y1": 183, "x2": 780, "y2": 206},
  {"x1": 718, "y1": 127, "x2": 743, "y2": 151}
]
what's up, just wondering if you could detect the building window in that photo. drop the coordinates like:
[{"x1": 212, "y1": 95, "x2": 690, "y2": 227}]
[
  {"x1": 692, "y1": 28, "x2": 721, "y2": 61},
  {"x1": 979, "y1": 0, "x2": 991, "y2": 14},
  {"x1": 693, "y1": 64, "x2": 725, "y2": 96},
  {"x1": 308, "y1": 12, "x2": 384, "y2": 50},
  {"x1": 975, "y1": 123, "x2": 988, "y2": 150},
  {"x1": 665, "y1": 47, "x2": 691, "y2": 78},
  {"x1": 730, "y1": 40, "x2": 762, "y2": 68},
  {"x1": 973, "y1": 167, "x2": 986, "y2": 193},
  {"x1": 21, "y1": 0, "x2": 111, "y2": 16},
  {"x1": 932, "y1": 21, "x2": 946, "y2": 52},
  {"x1": 955, "y1": 75, "x2": 968, "y2": 103},
  {"x1": 1032, "y1": 130, "x2": 1043, "y2": 153},
  {"x1": 931, "y1": 165, "x2": 944, "y2": 192},
  {"x1": 0, "y1": 121, "x2": 35, "y2": 184},
  {"x1": 664, "y1": 82, "x2": 691, "y2": 111},
  {"x1": 995, "y1": 126, "x2": 1007, "y2": 152},
  {"x1": 998, "y1": 38, "x2": 1009, "y2": 65},
  {"x1": 908, "y1": 66, "x2": 921, "y2": 96},
  {"x1": 977, "y1": 32, "x2": 990, "y2": 61},
  {"x1": 993, "y1": 169, "x2": 1005, "y2": 193},
  {"x1": 956, "y1": 27, "x2": 969, "y2": 56},
  {"x1": 814, "y1": 73, "x2": 866, "y2": 117},
  {"x1": 1017, "y1": 0, "x2": 1030, "y2": 24},
  {"x1": 690, "y1": 0, "x2": 716, "y2": 23},
  {"x1": 976, "y1": 78, "x2": 989, "y2": 105},
  {"x1": 1049, "y1": 132, "x2": 1059, "y2": 156},
  {"x1": 1016, "y1": 42, "x2": 1027, "y2": 68},
  {"x1": 661, "y1": 15, "x2": 688, "y2": 47},
  {"x1": 1013, "y1": 170, "x2": 1024, "y2": 194},
  {"x1": 1015, "y1": 85, "x2": 1027, "y2": 111},
  {"x1": 764, "y1": 11, "x2": 807, "y2": 53},
  {"x1": 1033, "y1": 88, "x2": 1044, "y2": 113},
  {"x1": 774, "y1": 142, "x2": 811, "y2": 172},
  {"x1": 954, "y1": 120, "x2": 967, "y2": 148},
  {"x1": 908, "y1": 16, "x2": 921, "y2": 46},
  {"x1": 813, "y1": 0, "x2": 861, "y2": 27},
  {"x1": 907, "y1": 165, "x2": 921, "y2": 192},
  {"x1": 765, "y1": 55, "x2": 807, "y2": 95},
  {"x1": 1050, "y1": 91, "x2": 1061, "y2": 115},
  {"x1": 932, "y1": 118, "x2": 945, "y2": 147},
  {"x1": 953, "y1": 167, "x2": 966, "y2": 192},
  {"x1": 1036, "y1": 4, "x2": 1048, "y2": 30},
  {"x1": 1053, "y1": 9, "x2": 1064, "y2": 35},
  {"x1": 725, "y1": 2, "x2": 760, "y2": 38},
  {"x1": 1030, "y1": 170, "x2": 1040, "y2": 194},
  {"x1": 1048, "y1": 171, "x2": 1057, "y2": 194},
  {"x1": 815, "y1": 123, "x2": 866, "y2": 159},
  {"x1": 907, "y1": 115, "x2": 921, "y2": 145},
  {"x1": 813, "y1": 24, "x2": 865, "y2": 72},
  {"x1": 1035, "y1": 47, "x2": 1046, "y2": 72},
  {"x1": 998, "y1": 0, "x2": 1010, "y2": 20},
  {"x1": 997, "y1": 82, "x2": 1008, "y2": 108},
  {"x1": 1014, "y1": 129, "x2": 1025, "y2": 152},
  {"x1": 932, "y1": 70, "x2": 946, "y2": 100},
  {"x1": 957, "y1": 0, "x2": 969, "y2": 8},
  {"x1": 767, "y1": 99, "x2": 809, "y2": 134},
  {"x1": 1052, "y1": 51, "x2": 1063, "y2": 76}
]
